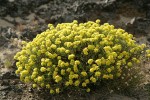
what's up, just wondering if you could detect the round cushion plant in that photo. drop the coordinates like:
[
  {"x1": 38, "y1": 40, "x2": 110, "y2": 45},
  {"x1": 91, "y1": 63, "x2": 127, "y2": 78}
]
[{"x1": 14, "y1": 20, "x2": 150, "y2": 94}]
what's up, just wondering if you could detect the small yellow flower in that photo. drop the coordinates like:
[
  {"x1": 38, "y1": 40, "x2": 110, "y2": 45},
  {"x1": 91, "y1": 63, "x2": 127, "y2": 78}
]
[
  {"x1": 90, "y1": 68, "x2": 95, "y2": 73},
  {"x1": 88, "y1": 59, "x2": 94, "y2": 64},
  {"x1": 103, "y1": 75, "x2": 109, "y2": 79},
  {"x1": 141, "y1": 44, "x2": 146, "y2": 49},
  {"x1": 121, "y1": 59, "x2": 126, "y2": 65},
  {"x1": 147, "y1": 54, "x2": 150, "y2": 58},
  {"x1": 60, "y1": 62, "x2": 65, "y2": 67},
  {"x1": 106, "y1": 60, "x2": 111, "y2": 66},
  {"x1": 40, "y1": 67, "x2": 46, "y2": 72},
  {"x1": 75, "y1": 60, "x2": 80, "y2": 65},
  {"x1": 146, "y1": 50, "x2": 150, "y2": 53},
  {"x1": 21, "y1": 70, "x2": 29, "y2": 76},
  {"x1": 116, "y1": 61, "x2": 121, "y2": 66},
  {"x1": 69, "y1": 80, "x2": 73, "y2": 85},
  {"x1": 81, "y1": 71, "x2": 87, "y2": 77},
  {"x1": 55, "y1": 88, "x2": 60, "y2": 93},
  {"x1": 118, "y1": 55, "x2": 123, "y2": 59},
  {"x1": 55, "y1": 75, "x2": 62, "y2": 83},
  {"x1": 68, "y1": 54, "x2": 75, "y2": 60},
  {"x1": 95, "y1": 59, "x2": 101, "y2": 66},
  {"x1": 50, "y1": 89, "x2": 54, "y2": 94},
  {"x1": 112, "y1": 52, "x2": 117, "y2": 58},
  {"x1": 82, "y1": 82, "x2": 87, "y2": 87},
  {"x1": 65, "y1": 50, "x2": 70, "y2": 54},
  {"x1": 101, "y1": 57, "x2": 105, "y2": 65},
  {"x1": 108, "y1": 55, "x2": 113, "y2": 61},
  {"x1": 55, "y1": 40, "x2": 61, "y2": 44},
  {"x1": 74, "y1": 74, "x2": 79, "y2": 79},
  {"x1": 61, "y1": 69, "x2": 65, "y2": 75},
  {"x1": 46, "y1": 84, "x2": 50, "y2": 88},
  {"x1": 109, "y1": 74, "x2": 113, "y2": 79},
  {"x1": 65, "y1": 42, "x2": 72, "y2": 48},
  {"x1": 90, "y1": 76, "x2": 96, "y2": 83},
  {"x1": 74, "y1": 80, "x2": 80, "y2": 86},
  {"x1": 47, "y1": 61, "x2": 52, "y2": 66},
  {"x1": 88, "y1": 45, "x2": 95, "y2": 50},
  {"x1": 83, "y1": 48, "x2": 88, "y2": 55},
  {"x1": 73, "y1": 65, "x2": 79, "y2": 73},
  {"x1": 127, "y1": 62, "x2": 132, "y2": 67},
  {"x1": 65, "y1": 82, "x2": 70, "y2": 86},
  {"x1": 136, "y1": 59, "x2": 140, "y2": 64},
  {"x1": 32, "y1": 84, "x2": 37, "y2": 88},
  {"x1": 69, "y1": 59, "x2": 74, "y2": 65},
  {"x1": 66, "y1": 68, "x2": 71, "y2": 72},
  {"x1": 73, "y1": 20, "x2": 78, "y2": 24},
  {"x1": 37, "y1": 76, "x2": 43, "y2": 82},
  {"x1": 86, "y1": 88, "x2": 91, "y2": 92},
  {"x1": 96, "y1": 19, "x2": 100, "y2": 24},
  {"x1": 24, "y1": 77, "x2": 30, "y2": 83},
  {"x1": 64, "y1": 62, "x2": 69, "y2": 66},
  {"x1": 18, "y1": 66, "x2": 23, "y2": 71},
  {"x1": 40, "y1": 83, "x2": 45, "y2": 87},
  {"x1": 94, "y1": 48, "x2": 99, "y2": 53},
  {"x1": 95, "y1": 71, "x2": 101, "y2": 77},
  {"x1": 50, "y1": 44, "x2": 57, "y2": 49},
  {"x1": 107, "y1": 68, "x2": 111, "y2": 73},
  {"x1": 15, "y1": 70, "x2": 20, "y2": 74},
  {"x1": 112, "y1": 45, "x2": 122, "y2": 51},
  {"x1": 57, "y1": 56, "x2": 61, "y2": 60},
  {"x1": 130, "y1": 48, "x2": 135, "y2": 53},
  {"x1": 104, "y1": 46, "x2": 112, "y2": 52}
]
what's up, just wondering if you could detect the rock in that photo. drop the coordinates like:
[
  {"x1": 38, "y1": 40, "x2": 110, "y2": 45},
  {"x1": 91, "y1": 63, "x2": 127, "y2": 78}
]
[
  {"x1": 19, "y1": 21, "x2": 47, "y2": 40},
  {"x1": 131, "y1": 0, "x2": 150, "y2": 19},
  {"x1": 2, "y1": 28, "x2": 17, "y2": 39},
  {"x1": 0, "y1": 68, "x2": 17, "y2": 79},
  {"x1": 0, "y1": 86, "x2": 11, "y2": 91},
  {"x1": 146, "y1": 4, "x2": 150, "y2": 18},
  {"x1": 0, "y1": 0, "x2": 150, "y2": 100},
  {"x1": 0, "y1": 27, "x2": 18, "y2": 40},
  {"x1": 0, "y1": 91, "x2": 7, "y2": 99},
  {"x1": 0, "y1": 0, "x2": 50, "y2": 17},
  {"x1": 35, "y1": 0, "x2": 117, "y2": 24},
  {"x1": 107, "y1": 94, "x2": 137, "y2": 100},
  {"x1": 126, "y1": 17, "x2": 150, "y2": 37},
  {"x1": 0, "y1": 35, "x2": 8, "y2": 47},
  {"x1": 147, "y1": 38, "x2": 150, "y2": 42},
  {"x1": 28, "y1": 87, "x2": 34, "y2": 93}
]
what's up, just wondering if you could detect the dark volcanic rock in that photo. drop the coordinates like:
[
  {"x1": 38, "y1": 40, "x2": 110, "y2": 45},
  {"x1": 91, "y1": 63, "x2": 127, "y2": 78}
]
[
  {"x1": 19, "y1": 21, "x2": 47, "y2": 40},
  {"x1": 0, "y1": 35, "x2": 8, "y2": 47},
  {"x1": 132, "y1": 0, "x2": 150, "y2": 18},
  {"x1": 0, "y1": 68, "x2": 17, "y2": 80},
  {"x1": 0, "y1": 0, "x2": 50, "y2": 17},
  {"x1": 35, "y1": 0, "x2": 117, "y2": 24},
  {"x1": 0, "y1": 0, "x2": 150, "y2": 100},
  {"x1": 126, "y1": 17, "x2": 150, "y2": 36},
  {"x1": 0, "y1": 27, "x2": 19, "y2": 47},
  {"x1": 146, "y1": 4, "x2": 150, "y2": 18},
  {"x1": 0, "y1": 86, "x2": 11, "y2": 91}
]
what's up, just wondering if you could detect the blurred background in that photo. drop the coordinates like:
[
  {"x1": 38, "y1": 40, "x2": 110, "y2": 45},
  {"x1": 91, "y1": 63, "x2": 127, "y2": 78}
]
[{"x1": 0, "y1": 0, "x2": 150, "y2": 100}]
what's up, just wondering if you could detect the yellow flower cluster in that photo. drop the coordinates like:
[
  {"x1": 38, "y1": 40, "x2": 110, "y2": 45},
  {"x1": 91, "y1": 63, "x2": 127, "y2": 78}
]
[
  {"x1": 146, "y1": 50, "x2": 150, "y2": 58},
  {"x1": 14, "y1": 19, "x2": 150, "y2": 94}
]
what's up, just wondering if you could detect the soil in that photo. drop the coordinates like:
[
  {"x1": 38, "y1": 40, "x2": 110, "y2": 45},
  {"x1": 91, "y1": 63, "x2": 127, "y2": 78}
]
[{"x1": 0, "y1": 0, "x2": 150, "y2": 100}]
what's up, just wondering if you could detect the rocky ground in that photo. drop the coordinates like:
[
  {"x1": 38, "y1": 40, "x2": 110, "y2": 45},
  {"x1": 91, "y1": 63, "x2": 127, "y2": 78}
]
[{"x1": 0, "y1": 0, "x2": 150, "y2": 100}]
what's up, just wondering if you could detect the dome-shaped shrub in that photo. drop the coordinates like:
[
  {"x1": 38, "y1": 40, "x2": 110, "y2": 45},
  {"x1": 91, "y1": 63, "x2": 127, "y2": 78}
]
[{"x1": 14, "y1": 20, "x2": 149, "y2": 94}]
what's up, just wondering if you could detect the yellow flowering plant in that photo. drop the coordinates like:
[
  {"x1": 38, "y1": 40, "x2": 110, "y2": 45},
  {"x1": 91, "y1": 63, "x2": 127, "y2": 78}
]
[{"x1": 14, "y1": 20, "x2": 150, "y2": 94}]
